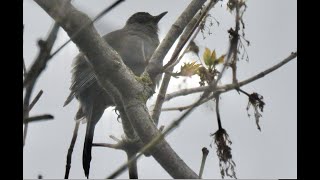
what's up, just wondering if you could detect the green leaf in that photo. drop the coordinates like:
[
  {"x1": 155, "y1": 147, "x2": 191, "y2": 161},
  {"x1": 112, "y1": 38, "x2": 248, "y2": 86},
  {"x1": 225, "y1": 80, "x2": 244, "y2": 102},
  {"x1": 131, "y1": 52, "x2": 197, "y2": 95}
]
[
  {"x1": 179, "y1": 61, "x2": 201, "y2": 77},
  {"x1": 216, "y1": 54, "x2": 225, "y2": 64},
  {"x1": 211, "y1": 50, "x2": 216, "y2": 62},
  {"x1": 203, "y1": 48, "x2": 212, "y2": 66}
]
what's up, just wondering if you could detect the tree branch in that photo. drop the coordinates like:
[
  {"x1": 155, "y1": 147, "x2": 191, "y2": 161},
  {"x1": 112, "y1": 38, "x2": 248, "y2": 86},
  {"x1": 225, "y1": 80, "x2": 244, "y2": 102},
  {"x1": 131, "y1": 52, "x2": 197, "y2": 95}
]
[
  {"x1": 151, "y1": 0, "x2": 218, "y2": 126},
  {"x1": 215, "y1": 94, "x2": 222, "y2": 130},
  {"x1": 230, "y1": 0, "x2": 241, "y2": 84},
  {"x1": 145, "y1": 0, "x2": 207, "y2": 84},
  {"x1": 93, "y1": 143, "x2": 122, "y2": 150},
  {"x1": 34, "y1": 0, "x2": 202, "y2": 178},
  {"x1": 162, "y1": 95, "x2": 214, "y2": 112},
  {"x1": 64, "y1": 121, "x2": 80, "y2": 179},
  {"x1": 199, "y1": 147, "x2": 209, "y2": 178},
  {"x1": 28, "y1": 90, "x2": 43, "y2": 110},
  {"x1": 23, "y1": 22, "x2": 60, "y2": 87},
  {"x1": 164, "y1": 52, "x2": 297, "y2": 101},
  {"x1": 24, "y1": 114, "x2": 54, "y2": 123}
]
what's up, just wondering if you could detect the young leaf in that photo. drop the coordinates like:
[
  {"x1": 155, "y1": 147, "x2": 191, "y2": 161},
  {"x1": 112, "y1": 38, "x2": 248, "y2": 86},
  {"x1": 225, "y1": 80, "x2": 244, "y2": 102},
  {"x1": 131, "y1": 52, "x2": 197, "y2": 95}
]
[
  {"x1": 211, "y1": 49, "x2": 216, "y2": 62},
  {"x1": 216, "y1": 54, "x2": 226, "y2": 64},
  {"x1": 179, "y1": 62, "x2": 201, "y2": 77},
  {"x1": 203, "y1": 48, "x2": 212, "y2": 66}
]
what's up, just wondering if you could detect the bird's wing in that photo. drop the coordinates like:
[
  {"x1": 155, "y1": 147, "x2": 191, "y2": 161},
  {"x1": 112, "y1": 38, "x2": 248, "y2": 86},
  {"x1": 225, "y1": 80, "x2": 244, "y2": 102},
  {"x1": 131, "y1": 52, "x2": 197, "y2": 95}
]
[
  {"x1": 63, "y1": 54, "x2": 97, "y2": 106},
  {"x1": 103, "y1": 30, "x2": 159, "y2": 76}
]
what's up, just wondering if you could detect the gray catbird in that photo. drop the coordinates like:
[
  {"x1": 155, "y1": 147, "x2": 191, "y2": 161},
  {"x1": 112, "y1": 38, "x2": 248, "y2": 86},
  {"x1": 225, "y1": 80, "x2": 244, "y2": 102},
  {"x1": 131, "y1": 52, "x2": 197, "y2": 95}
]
[{"x1": 63, "y1": 11, "x2": 167, "y2": 178}]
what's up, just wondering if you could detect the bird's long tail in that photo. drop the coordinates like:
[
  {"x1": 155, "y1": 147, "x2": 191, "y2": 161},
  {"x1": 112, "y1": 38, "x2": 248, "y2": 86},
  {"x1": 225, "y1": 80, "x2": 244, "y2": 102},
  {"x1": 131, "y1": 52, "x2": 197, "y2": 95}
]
[{"x1": 83, "y1": 120, "x2": 96, "y2": 179}]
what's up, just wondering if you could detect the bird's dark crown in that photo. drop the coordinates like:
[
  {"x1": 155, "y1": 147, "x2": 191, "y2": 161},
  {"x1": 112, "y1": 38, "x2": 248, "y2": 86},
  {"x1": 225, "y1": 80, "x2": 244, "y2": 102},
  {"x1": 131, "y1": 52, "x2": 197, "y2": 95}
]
[{"x1": 126, "y1": 12, "x2": 155, "y2": 25}]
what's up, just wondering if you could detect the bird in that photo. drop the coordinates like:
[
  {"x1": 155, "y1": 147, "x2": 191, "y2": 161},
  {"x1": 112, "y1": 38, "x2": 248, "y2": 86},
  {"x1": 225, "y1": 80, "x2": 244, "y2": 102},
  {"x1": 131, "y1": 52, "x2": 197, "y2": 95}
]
[{"x1": 63, "y1": 11, "x2": 167, "y2": 178}]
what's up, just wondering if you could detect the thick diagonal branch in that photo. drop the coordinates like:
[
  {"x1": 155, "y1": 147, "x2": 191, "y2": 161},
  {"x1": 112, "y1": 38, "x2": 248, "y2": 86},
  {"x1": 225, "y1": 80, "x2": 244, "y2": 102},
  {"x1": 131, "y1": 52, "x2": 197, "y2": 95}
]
[{"x1": 34, "y1": 0, "x2": 202, "y2": 178}]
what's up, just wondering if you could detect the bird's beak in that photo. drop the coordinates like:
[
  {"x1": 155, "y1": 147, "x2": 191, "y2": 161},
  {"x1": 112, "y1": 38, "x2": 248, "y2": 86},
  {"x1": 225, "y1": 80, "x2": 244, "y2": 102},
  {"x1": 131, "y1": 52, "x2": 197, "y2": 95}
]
[{"x1": 154, "y1": 11, "x2": 168, "y2": 23}]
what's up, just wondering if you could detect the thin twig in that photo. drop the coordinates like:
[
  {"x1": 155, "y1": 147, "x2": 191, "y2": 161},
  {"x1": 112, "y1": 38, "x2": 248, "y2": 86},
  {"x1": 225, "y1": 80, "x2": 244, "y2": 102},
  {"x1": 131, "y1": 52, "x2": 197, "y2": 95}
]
[
  {"x1": 199, "y1": 147, "x2": 209, "y2": 178},
  {"x1": 164, "y1": 52, "x2": 297, "y2": 101},
  {"x1": 23, "y1": 124, "x2": 28, "y2": 147},
  {"x1": 165, "y1": 86, "x2": 207, "y2": 101},
  {"x1": 237, "y1": 87, "x2": 250, "y2": 96},
  {"x1": 92, "y1": 143, "x2": 121, "y2": 149},
  {"x1": 23, "y1": 59, "x2": 27, "y2": 77},
  {"x1": 110, "y1": 135, "x2": 121, "y2": 143},
  {"x1": 161, "y1": 95, "x2": 214, "y2": 111},
  {"x1": 64, "y1": 121, "x2": 80, "y2": 179},
  {"x1": 24, "y1": 114, "x2": 54, "y2": 123},
  {"x1": 23, "y1": 80, "x2": 35, "y2": 147},
  {"x1": 29, "y1": 90, "x2": 43, "y2": 110},
  {"x1": 162, "y1": 95, "x2": 216, "y2": 112},
  {"x1": 23, "y1": 24, "x2": 27, "y2": 77},
  {"x1": 215, "y1": 94, "x2": 222, "y2": 130},
  {"x1": 23, "y1": 22, "x2": 60, "y2": 87}
]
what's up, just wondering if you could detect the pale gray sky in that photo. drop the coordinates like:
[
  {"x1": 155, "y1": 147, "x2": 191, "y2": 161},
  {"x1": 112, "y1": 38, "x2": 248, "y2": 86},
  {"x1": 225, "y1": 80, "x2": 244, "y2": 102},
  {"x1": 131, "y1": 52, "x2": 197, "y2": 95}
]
[{"x1": 23, "y1": 0, "x2": 297, "y2": 179}]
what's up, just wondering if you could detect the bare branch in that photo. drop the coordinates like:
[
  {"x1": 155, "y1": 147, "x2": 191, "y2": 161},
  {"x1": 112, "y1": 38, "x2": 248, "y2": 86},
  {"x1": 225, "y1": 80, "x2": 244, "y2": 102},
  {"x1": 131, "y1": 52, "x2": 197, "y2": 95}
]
[
  {"x1": 110, "y1": 135, "x2": 121, "y2": 143},
  {"x1": 92, "y1": 143, "x2": 122, "y2": 150},
  {"x1": 145, "y1": 0, "x2": 207, "y2": 83},
  {"x1": 23, "y1": 25, "x2": 27, "y2": 78},
  {"x1": 23, "y1": 59, "x2": 27, "y2": 77},
  {"x1": 165, "y1": 86, "x2": 207, "y2": 102},
  {"x1": 199, "y1": 147, "x2": 209, "y2": 178},
  {"x1": 162, "y1": 93, "x2": 218, "y2": 112},
  {"x1": 23, "y1": 124, "x2": 28, "y2": 147},
  {"x1": 65, "y1": 121, "x2": 80, "y2": 179},
  {"x1": 162, "y1": 106, "x2": 192, "y2": 112},
  {"x1": 29, "y1": 90, "x2": 43, "y2": 111},
  {"x1": 24, "y1": 114, "x2": 54, "y2": 123},
  {"x1": 23, "y1": 22, "x2": 60, "y2": 87},
  {"x1": 238, "y1": 52, "x2": 297, "y2": 86},
  {"x1": 215, "y1": 94, "x2": 222, "y2": 130},
  {"x1": 164, "y1": 52, "x2": 297, "y2": 101},
  {"x1": 152, "y1": 0, "x2": 219, "y2": 126}
]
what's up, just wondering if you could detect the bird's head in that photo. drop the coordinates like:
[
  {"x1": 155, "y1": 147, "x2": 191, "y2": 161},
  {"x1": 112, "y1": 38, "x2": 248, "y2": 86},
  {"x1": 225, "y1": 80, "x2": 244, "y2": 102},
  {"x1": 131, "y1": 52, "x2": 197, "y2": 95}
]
[{"x1": 126, "y1": 11, "x2": 168, "y2": 33}]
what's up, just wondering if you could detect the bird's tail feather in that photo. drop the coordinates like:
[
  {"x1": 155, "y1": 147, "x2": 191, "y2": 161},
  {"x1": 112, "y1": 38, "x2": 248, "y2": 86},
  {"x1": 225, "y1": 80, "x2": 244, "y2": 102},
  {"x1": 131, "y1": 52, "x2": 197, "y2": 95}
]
[{"x1": 83, "y1": 120, "x2": 96, "y2": 179}]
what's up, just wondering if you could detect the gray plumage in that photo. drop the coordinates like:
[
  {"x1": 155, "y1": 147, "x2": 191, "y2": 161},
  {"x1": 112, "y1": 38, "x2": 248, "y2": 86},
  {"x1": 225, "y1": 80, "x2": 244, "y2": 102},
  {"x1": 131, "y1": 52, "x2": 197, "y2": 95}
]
[{"x1": 63, "y1": 11, "x2": 167, "y2": 178}]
